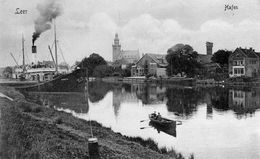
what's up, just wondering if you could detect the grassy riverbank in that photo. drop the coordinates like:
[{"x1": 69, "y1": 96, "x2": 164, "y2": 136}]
[{"x1": 0, "y1": 86, "x2": 192, "y2": 159}]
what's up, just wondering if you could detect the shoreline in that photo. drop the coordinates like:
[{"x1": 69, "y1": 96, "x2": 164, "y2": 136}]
[
  {"x1": 0, "y1": 86, "x2": 190, "y2": 159},
  {"x1": 101, "y1": 77, "x2": 260, "y2": 88}
]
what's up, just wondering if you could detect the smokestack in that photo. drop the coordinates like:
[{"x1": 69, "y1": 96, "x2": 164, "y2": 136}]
[
  {"x1": 32, "y1": 45, "x2": 37, "y2": 64},
  {"x1": 32, "y1": 45, "x2": 37, "y2": 53},
  {"x1": 206, "y1": 42, "x2": 213, "y2": 55},
  {"x1": 32, "y1": 0, "x2": 62, "y2": 44}
]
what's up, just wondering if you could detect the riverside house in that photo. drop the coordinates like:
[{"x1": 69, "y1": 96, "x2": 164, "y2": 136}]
[
  {"x1": 131, "y1": 53, "x2": 168, "y2": 77},
  {"x1": 229, "y1": 47, "x2": 260, "y2": 77}
]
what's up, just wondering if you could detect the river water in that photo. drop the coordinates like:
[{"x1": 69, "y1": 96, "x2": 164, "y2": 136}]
[{"x1": 23, "y1": 81, "x2": 260, "y2": 159}]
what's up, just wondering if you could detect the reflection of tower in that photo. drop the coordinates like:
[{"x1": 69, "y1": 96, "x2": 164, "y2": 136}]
[
  {"x1": 206, "y1": 42, "x2": 213, "y2": 55},
  {"x1": 206, "y1": 104, "x2": 213, "y2": 119},
  {"x1": 112, "y1": 33, "x2": 122, "y2": 62},
  {"x1": 205, "y1": 92, "x2": 213, "y2": 119},
  {"x1": 112, "y1": 90, "x2": 121, "y2": 118}
]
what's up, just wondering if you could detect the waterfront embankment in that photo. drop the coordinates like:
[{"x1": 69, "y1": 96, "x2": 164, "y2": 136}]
[
  {"x1": 0, "y1": 78, "x2": 38, "y2": 87},
  {"x1": 102, "y1": 77, "x2": 195, "y2": 86},
  {"x1": 0, "y1": 86, "x2": 189, "y2": 159}
]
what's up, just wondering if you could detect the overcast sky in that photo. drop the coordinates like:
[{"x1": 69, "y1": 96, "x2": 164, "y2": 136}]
[{"x1": 1, "y1": 0, "x2": 260, "y2": 67}]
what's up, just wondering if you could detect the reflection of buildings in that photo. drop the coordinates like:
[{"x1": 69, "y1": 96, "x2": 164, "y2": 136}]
[
  {"x1": 26, "y1": 92, "x2": 89, "y2": 113},
  {"x1": 112, "y1": 84, "x2": 167, "y2": 116},
  {"x1": 133, "y1": 84, "x2": 167, "y2": 105},
  {"x1": 112, "y1": 87, "x2": 139, "y2": 117},
  {"x1": 229, "y1": 89, "x2": 260, "y2": 117},
  {"x1": 166, "y1": 88, "x2": 203, "y2": 117}
]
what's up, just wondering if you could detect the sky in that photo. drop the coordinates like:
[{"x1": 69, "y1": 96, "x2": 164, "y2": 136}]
[{"x1": 1, "y1": 0, "x2": 260, "y2": 67}]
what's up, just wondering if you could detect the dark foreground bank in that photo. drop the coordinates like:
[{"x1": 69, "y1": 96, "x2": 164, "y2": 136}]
[{"x1": 0, "y1": 86, "x2": 193, "y2": 159}]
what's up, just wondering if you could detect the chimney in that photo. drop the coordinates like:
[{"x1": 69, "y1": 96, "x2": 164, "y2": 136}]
[
  {"x1": 32, "y1": 45, "x2": 37, "y2": 64},
  {"x1": 32, "y1": 45, "x2": 37, "y2": 53},
  {"x1": 206, "y1": 42, "x2": 213, "y2": 55}
]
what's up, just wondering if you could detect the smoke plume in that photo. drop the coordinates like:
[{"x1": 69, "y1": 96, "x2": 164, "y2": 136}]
[{"x1": 32, "y1": 0, "x2": 62, "y2": 45}]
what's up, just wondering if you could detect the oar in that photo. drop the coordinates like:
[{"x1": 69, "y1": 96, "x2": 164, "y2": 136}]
[
  {"x1": 140, "y1": 119, "x2": 149, "y2": 122},
  {"x1": 176, "y1": 120, "x2": 182, "y2": 125},
  {"x1": 140, "y1": 126, "x2": 151, "y2": 129}
]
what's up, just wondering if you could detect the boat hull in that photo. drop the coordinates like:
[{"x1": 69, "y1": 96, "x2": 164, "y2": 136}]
[
  {"x1": 20, "y1": 69, "x2": 87, "y2": 92},
  {"x1": 149, "y1": 114, "x2": 175, "y2": 126}
]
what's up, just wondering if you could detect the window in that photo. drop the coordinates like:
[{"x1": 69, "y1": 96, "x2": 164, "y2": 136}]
[
  {"x1": 234, "y1": 91, "x2": 244, "y2": 98},
  {"x1": 233, "y1": 60, "x2": 244, "y2": 66},
  {"x1": 234, "y1": 69, "x2": 237, "y2": 74},
  {"x1": 252, "y1": 60, "x2": 256, "y2": 64},
  {"x1": 234, "y1": 68, "x2": 244, "y2": 75}
]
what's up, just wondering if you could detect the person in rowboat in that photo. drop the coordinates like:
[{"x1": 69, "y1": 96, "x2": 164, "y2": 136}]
[
  {"x1": 151, "y1": 111, "x2": 157, "y2": 118},
  {"x1": 157, "y1": 112, "x2": 162, "y2": 121}
]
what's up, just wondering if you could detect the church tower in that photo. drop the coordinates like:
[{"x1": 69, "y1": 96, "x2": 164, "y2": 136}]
[{"x1": 112, "y1": 33, "x2": 121, "y2": 62}]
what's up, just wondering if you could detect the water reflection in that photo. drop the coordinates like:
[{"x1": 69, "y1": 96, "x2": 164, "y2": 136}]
[
  {"x1": 149, "y1": 121, "x2": 177, "y2": 137},
  {"x1": 134, "y1": 84, "x2": 167, "y2": 105},
  {"x1": 22, "y1": 82, "x2": 260, "y2": 159},
  {"x1": 24, "y1": 92, "x2": 89, "y2": 113},
  {"x1": 229, "y1": 89, "x2": 260, "y2": 118},
  {"x1": 166, "y1": 88, "x2": 204, "y2": 118}
]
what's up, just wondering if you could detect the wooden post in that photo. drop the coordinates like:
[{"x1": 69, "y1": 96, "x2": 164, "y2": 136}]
[{"x1": 88, "y1": 137, "x2": 100, "y2": 159}]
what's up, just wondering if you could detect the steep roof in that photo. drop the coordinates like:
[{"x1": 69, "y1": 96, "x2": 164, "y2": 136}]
[
  {"x1": 135, "y1": 53, "x2": 168, "y2": 67},
  {"x1": 113, "y1": 58, "x2": 129, "y2": 66},
  {"x1": 147, "y1": 53, "x2": 167, "y2": 65},
  {"x1": 255, "y1": 52, "x2": 260, "y2": 58},
  {"x1": 237, "y1": 48, "x2": 258, "y2": 58},
  {"x1": 122, "y1": 50, "x2": 139, "y2": 56}
]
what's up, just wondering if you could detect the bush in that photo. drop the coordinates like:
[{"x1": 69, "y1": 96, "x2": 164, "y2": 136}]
[
  {"x1": 18, "y1": 101, "x2": 32, "y2": 112},
  {"x1": 32, "y1": 106, "x2": 43, "y2": 113}
]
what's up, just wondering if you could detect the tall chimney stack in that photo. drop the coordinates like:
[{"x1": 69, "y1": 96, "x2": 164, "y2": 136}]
[
  {"x1": 32, "y1": 45, "x2": 37, "y2": 53},
  {"x1": 206, "y1": 42, "x2": 213, "y2": 55},
  {"x1": 32, "y1": 44, "x2": 37, "y2": 64}
]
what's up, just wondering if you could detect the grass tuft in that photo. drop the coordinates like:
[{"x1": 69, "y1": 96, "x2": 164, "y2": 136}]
[{"x1": 53, "y1": 116, "x2": 63, "y2": 124}]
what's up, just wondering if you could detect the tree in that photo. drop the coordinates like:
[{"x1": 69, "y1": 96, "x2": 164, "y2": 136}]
[
  {"x1": 78, "y1": 53, "x2": 107, "y2": 76},
  {"x1": 93, "y1": 65, "x2": 113, "y2": 78},
  {"x1": 166, "y1": 44, "x2": 201, "y2": 77},
  {"x1": 122, "y1": 63, "x2": 134, "y2": 77},
  {"x1": 211, "y1": 50, "x2": 232, "y2": 67},
  {"x1": 3, "y1": 66, "x2": 13, "y2": 78}
]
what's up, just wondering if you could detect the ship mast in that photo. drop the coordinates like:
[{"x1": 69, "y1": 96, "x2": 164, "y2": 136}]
[
  {"x1": 54, "y1": 19, "x2": 58, "y2": 74},
  {"x1": 22, "y1": 34, "x2": 25, "y2": 74}
]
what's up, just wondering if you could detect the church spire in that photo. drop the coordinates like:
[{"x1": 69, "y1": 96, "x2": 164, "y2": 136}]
[{"x1": 114, "y1": 33, "x2": 120, "y2": 45}]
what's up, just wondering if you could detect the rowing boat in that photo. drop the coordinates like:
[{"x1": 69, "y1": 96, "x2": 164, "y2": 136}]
[{"x1": 149, "y1": 114, "x2": 175, "y2": 126}]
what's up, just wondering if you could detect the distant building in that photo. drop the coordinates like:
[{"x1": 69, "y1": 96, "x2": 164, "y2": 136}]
[
  {"x1": 112, "y1": 33, "x2": 140, "y2": 63},
  {"x1": 131, "y1": 53, "x2": 168, "y2": 77},
  {"x1": 228, "y1": 47, "x2": 260, "y2": 77},
  {"x1": 197, "y1": 42, "x2": 214, "y2": 64}
]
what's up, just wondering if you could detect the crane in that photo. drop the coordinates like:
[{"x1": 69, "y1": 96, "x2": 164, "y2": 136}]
[{"x1": 10, "y1": 52, "x2": 19, "y2": 67}]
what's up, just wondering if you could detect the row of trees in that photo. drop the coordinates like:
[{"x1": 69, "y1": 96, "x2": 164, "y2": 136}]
[
  {"x1": 166, "y1": 44, "x2": 201, "y2": 77},
  {"x1": 78, "y1": 53, "x2": 133, "y2": 78},
  {"x1": 211, "y1": 49, "x2": 231, "y2": 67},
  {"x1": 166, "y1": 43, "x2": 231, "y2": 78},
  {"x1": 77, "y1": 47, "x2": 231, "y2": 79}
]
